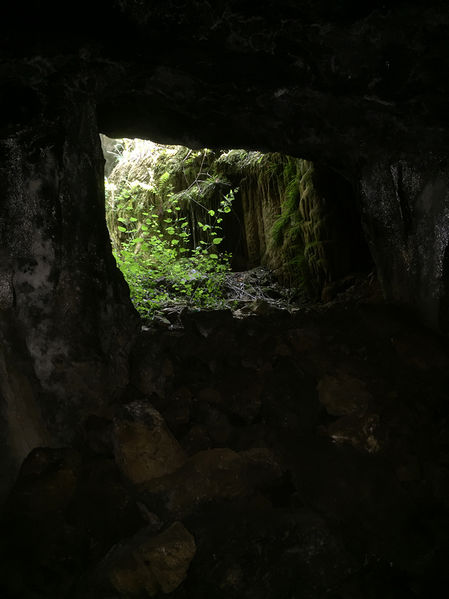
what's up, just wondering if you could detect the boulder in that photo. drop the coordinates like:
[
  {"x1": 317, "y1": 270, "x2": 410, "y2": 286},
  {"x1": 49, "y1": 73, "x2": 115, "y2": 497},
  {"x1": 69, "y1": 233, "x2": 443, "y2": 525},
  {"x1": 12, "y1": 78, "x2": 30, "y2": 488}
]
[
  {"x1": 97, "y1": 521, "x2": 196, "y2": 597},
  {"x1": 140, "y1": 447, "x2": 283, "y2": 518},
  {"x1": 326, "y1": 412, "x2": 381, "y2": 454},
  {"x1": 317, "y1": 372, "x2": 372, "y2": 417},
  {"x1": 113, "y1": 402, "x2": 186, "y2": 485}
]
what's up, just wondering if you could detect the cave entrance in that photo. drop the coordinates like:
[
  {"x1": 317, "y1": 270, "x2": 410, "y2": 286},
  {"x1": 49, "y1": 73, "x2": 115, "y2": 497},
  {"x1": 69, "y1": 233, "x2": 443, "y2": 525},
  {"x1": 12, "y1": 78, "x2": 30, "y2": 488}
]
[{"x1": 101, "y1": 135, "x2": 371, "y2": 323}]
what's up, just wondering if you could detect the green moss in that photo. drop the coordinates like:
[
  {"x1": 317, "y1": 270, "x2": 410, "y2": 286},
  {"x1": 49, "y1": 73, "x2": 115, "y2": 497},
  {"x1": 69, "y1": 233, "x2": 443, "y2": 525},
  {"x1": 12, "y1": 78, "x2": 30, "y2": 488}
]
[{"x1": 271, "y1": 181, "x2": 301, "y2": 246}]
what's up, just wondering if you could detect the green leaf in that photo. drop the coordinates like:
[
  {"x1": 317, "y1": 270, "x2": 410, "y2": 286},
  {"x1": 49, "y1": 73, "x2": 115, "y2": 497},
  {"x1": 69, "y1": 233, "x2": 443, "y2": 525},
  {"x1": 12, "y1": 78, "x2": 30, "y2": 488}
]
[
  {"x1": 118, "y1": 226, "x2": 127, "y2": 232},
  {"x1": 166, "y1": 227, "x2": 175, "y2": 235},
  {"x1": 208, "y1": 209, "x2": 215, "y2": 216},
  {"x1": 212, "y1": 237, "x2": 223, "y2": 244}
]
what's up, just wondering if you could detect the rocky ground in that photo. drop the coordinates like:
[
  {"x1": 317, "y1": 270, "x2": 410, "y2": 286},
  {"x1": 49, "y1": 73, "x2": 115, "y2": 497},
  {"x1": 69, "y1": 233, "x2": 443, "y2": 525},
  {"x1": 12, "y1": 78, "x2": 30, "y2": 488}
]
[
  {"x1": 147, "y1": 267, "x2": 311, "y2": 328},
  {"x1": 1, "y1": 275, "x2": 449, "y2": 598}
]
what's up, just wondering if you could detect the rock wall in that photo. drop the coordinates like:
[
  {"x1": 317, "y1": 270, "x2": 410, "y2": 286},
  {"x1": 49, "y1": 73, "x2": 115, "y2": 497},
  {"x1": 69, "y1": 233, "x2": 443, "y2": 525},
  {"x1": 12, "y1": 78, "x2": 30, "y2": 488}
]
[
  {"x1": 237, "y1": 164, "x2": 285, "y2": 269},
  {"x1": 0, "y1": 95, "x2": 139, "y2": 500},
  {"x1": 361, "y1": 157, "x2": 449, "y2": 330},
  {"x1": 248, "y1": 157, "x2": 370, "y2": 296},
  {"x1": 298, "y1": 161, "x2": 371, "y2": 297}
]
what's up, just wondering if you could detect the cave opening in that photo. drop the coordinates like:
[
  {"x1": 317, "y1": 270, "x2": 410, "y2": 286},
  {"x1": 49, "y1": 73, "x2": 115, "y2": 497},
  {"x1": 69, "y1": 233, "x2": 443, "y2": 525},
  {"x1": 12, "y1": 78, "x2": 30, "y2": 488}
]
[{"x1": 100, "y1": 134, "x2": 373, "y2": 324}]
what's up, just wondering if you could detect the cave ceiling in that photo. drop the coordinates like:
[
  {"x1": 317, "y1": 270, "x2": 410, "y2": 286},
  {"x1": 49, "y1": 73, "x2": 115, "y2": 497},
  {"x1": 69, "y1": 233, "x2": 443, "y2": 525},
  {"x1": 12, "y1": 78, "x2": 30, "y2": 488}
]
[{"x1": 1, "y1": 1, "x2": 448, "y2": 171}]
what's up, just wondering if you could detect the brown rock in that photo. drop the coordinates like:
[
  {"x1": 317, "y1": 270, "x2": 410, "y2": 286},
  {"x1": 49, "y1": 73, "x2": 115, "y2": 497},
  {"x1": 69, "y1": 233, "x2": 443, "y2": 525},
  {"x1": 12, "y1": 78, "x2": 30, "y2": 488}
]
[
  {"x1": 239, "y1": 447, "x2": 284, "y2": 486},
  {"x1": 317, "y1": 372, "x2": 372, "y2": 416},
  {"x1": 113, "y1": 402, "x2": 186, "y2": 485},
  {"x1": 141, "y1": 448, "x2": 251, "y2": 518},
  {"x1": 326, "y1": 413, "x2": 381, "y2": 454},
  {"x1": 101, "y1": 521, "x2": 196, "y2": 597},
  {"x1": 141, "y1": 447, "x2": 284, "y2": 518}
]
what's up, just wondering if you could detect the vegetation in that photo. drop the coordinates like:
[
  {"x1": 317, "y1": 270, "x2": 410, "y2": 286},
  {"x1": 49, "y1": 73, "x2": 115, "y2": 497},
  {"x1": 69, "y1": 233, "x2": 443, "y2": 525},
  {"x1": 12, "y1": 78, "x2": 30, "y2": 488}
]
[
  {"x1": 105, "y1": 141, "x2": 237, "y2": 318},
  {"x1": 104, "y1": 138, "x2": 334, "y2": 318}
]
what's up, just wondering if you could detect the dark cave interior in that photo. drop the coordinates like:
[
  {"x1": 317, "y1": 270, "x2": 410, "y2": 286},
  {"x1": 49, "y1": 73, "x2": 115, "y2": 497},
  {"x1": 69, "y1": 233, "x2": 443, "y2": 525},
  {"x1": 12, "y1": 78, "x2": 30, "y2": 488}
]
[{"x1": 1, "y1": 2, "x2": 449, "y2": 598}]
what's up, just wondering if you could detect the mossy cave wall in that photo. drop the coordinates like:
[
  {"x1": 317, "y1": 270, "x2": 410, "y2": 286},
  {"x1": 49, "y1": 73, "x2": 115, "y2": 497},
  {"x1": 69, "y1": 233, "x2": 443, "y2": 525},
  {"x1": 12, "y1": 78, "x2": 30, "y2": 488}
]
[{"x1": 230, "y1": 154, "x2": 370, "y2": 295}]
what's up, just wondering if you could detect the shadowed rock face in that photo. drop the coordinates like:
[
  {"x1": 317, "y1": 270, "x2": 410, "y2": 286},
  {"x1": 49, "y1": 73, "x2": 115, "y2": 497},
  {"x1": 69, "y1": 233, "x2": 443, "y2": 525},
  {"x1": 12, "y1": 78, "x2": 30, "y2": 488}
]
[
  {"x1": 0, "y1": 90, "x2": 140, "y2": 501},
  {"x1": 361, "y1": 157, "x2": 449, "y2": 329},
  {"x1": 0, "y1": 0, "x2": 448, "y2": 504},
  {"x1": 3, "y1": 2, "x2": 448, "y2": 160}
]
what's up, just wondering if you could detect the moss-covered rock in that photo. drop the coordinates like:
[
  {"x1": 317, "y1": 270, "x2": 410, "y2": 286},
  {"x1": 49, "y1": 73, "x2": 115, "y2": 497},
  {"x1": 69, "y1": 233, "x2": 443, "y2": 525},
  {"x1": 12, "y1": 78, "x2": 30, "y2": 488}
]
[{"x1": 270, "y1": 158, "x2": 370, "y2": 298}]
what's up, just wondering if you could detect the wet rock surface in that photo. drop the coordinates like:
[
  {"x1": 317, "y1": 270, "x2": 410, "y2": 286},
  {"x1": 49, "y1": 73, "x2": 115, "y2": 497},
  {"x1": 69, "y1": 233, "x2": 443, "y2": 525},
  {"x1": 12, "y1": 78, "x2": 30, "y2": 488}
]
[{"x1": 1, "y1": 284, "x2": 449, "y2": 598}]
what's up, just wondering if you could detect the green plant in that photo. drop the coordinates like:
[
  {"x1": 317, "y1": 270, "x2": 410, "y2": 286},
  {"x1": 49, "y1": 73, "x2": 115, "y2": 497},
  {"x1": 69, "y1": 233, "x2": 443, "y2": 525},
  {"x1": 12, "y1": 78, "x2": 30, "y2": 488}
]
[{"x1": 107, "y1": 181, "x2": 235, "y2": 319}]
